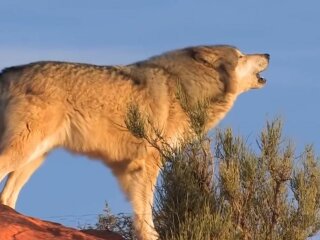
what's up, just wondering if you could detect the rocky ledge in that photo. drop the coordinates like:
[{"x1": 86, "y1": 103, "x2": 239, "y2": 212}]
[{"x1": 0, "y1": 204, "x2": 123, "y2": 240}]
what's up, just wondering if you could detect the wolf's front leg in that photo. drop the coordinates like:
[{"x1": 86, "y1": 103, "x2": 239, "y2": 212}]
[{"x1": 113, "y1": 153, "x2": 161, "y2": 240}]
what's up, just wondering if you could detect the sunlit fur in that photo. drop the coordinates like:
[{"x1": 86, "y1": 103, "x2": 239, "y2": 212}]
[{"x1": 0, "y1": 45, "x2": 269, "y2": 240}]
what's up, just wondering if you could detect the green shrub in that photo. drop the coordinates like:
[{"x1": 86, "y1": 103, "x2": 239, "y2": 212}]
[
  {"x1": 154, "y1": 120, "x2": 320, "y2": 240},
  {"x1": 94, "y1": 102, "x2": 320, "y2": 240}
]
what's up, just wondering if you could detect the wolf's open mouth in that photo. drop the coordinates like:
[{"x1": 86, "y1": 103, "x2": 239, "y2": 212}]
[{"x1": 257, "y1": 73, "x2": 266, "y2": 84}]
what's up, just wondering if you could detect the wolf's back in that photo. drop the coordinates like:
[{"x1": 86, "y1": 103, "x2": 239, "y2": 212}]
[{"x1": 0, "y1": 65, "x2": 25, "y2": 98}]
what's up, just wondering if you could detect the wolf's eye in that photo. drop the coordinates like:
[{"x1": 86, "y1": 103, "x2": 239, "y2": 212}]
[{"x1": 239, "y1": 55, "x2": 243, "y2": 59}]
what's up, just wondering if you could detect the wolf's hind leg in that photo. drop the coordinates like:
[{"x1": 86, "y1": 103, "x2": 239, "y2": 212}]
[
  {"x1": 0, "y1": 155, "x2": 45, "y2": 208},
  {"x1": 0, "y1": 99, "x2": 65, "y2": 208},
  {"x1": 0, "y1": 125, "x2": 60, "y2": 209}
]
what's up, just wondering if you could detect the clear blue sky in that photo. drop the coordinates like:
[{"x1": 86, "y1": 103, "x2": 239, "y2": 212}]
[{"x1": 0, "y1": 0, "x2": 319, "y2": 235}]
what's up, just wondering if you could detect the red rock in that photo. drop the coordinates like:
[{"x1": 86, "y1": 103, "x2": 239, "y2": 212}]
[{"x1": 0, "y1": 204, "x2": 123, "y2": 240}]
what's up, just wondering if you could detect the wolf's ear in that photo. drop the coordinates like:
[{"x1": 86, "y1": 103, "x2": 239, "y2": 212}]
[{"x1": 190, "y1": 47, "x2": 220, "y2": 68}]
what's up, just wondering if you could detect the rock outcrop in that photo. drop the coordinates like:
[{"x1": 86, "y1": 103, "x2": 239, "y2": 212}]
[{"x1": 0, "y1": 204, "x2": 123, "y2": 240}]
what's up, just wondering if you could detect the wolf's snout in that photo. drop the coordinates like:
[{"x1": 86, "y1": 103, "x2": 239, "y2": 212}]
[{"x1": 264, "y1": 53, "x2": 270, "y2": 61}]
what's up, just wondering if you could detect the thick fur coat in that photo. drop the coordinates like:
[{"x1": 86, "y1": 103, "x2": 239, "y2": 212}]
[{"x1": 0, "y1": 45, "x2": 269, "y2": 239}]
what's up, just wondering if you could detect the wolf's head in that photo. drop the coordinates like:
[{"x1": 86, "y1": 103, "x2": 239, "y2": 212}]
[
  {"x1": 136, "y1": 44, "x2": 269, "y2": 101},
  {"x1": 189, "y1": 45, "x2": 270, "y2": 94}
]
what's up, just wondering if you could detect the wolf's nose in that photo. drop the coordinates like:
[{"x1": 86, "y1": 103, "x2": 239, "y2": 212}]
[{"x1": 264, "y1": 54, "x2": 270, "y2": 60}]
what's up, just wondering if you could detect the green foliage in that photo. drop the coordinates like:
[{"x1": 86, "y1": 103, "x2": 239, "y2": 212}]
[
  {"x1": 93, "y1": 203, "x2": 135, "y2": 240},
  {"x1": 154, "y1": 120, "x2": 320, "y2": 240},
  {"x1": 153, "y1": 136, "x2": 215, "y2": 239},
  {"x1": 96, "y1": 100, "x2": 320, "y2": 240},
  {"x1": 124, "y1": 103, "x2": 146, "y2": 139},
  {"x1": 176, "y1": 81, "x2": 209, "y2": 136}
]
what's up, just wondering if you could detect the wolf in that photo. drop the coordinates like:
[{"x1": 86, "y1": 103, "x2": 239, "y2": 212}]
[{"x1": 0, "y1": 45, "x2": 269, "y2": 239}]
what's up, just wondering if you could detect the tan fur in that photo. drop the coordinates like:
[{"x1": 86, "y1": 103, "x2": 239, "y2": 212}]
[{"x1": 0, "y1": 45, "x2": 269, "y2": 240}]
